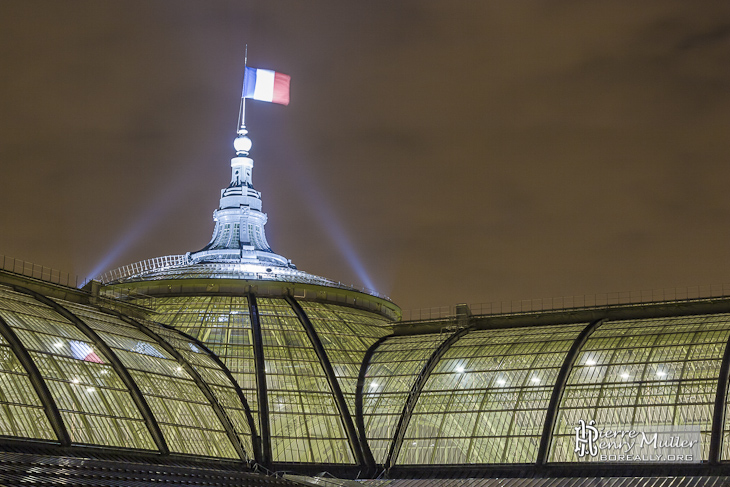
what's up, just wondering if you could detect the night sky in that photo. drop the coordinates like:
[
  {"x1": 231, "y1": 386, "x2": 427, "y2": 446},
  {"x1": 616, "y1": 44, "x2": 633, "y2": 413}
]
[{"x1": 3, "y1": 2, "x2": 730, "y2": 313}]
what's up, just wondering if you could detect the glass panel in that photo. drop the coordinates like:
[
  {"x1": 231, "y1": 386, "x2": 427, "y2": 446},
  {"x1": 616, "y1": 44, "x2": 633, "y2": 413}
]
[
  {"x1": 0, "y1": 287, "x2": 155, "y2": 449},
  {"x1": 62, "y1": 302, "x2": 239, "y2": 459},
  {"x1": 258, "y1": 297, "x2": 354, "y2": 464},
  {"x1": 144, "y1": 318, "x2": 255, "y2": 458},
  {"x1": 147, "y1": 295, "x2": 260, "y2": 435},
  {"x1": 299, "y1": 301, "x2": 392, "y2": 423},
  {"x1": 397, "y1": 323, "x2": 585, "y2": 465},
  {"x1": 550, "y1": 315, "x2": 730, "y2": 463},
  {"x1": 363, "y1": 333, "x2": 448, "y2": 464},
  {"x1": 0, "y1": 323, "x2": 55, "y2": 440}
]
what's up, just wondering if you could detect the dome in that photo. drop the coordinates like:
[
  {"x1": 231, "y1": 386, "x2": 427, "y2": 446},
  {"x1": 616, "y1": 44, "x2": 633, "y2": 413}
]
[{"x1": 99, "y1": 268, "x2": 399, "y2": 467}]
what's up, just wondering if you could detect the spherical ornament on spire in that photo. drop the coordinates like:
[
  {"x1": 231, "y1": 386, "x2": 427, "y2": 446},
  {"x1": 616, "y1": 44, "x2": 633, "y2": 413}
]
[{"x1": 234, "y1": 134, "x2": 252, "y2": 154}]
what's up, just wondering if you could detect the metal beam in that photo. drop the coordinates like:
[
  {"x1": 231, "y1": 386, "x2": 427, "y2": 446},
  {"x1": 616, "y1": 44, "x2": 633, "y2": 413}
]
[
  {"x1": 117, "y1": 313, "x2": 251, "y2": 462},
  {"x1": 0, "y1": 313, "x2": 71, "y2": 446},
  {"x1": 710, "y1": 328, "x2": 730, "y2": 464},
  {"x1": 536, "y1": 318, "x2": 604, "y2": 465},
  {"x1": 13, "y1": 285, "x2": 170, "y2": 455},
  {"x1": 355, "y1": 334, "x2": 392, "y2": 471},
  {"x1": 247, "y1": 293, "x2": 272, "y2": 466},
  {"x1": 385, "y1": 327, "x2": 471, "y2": 471},
  {"x1": 152, "y1": 320, "x2": 262, "y2": 464},
  {"x1": 285, "y1": 296, "x2": 367, "y2": 469}
]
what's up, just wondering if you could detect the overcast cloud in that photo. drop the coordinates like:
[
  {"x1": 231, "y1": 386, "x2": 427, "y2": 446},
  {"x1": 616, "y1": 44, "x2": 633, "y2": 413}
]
[{"x1": 2, "y1": 1, "x2": 730, "y2": 311}]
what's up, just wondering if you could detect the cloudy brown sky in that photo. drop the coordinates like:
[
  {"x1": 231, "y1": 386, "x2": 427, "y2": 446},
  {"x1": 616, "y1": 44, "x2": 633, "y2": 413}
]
[{"x1": 2, "y1": 1, "x2": 730, "y2": 312}]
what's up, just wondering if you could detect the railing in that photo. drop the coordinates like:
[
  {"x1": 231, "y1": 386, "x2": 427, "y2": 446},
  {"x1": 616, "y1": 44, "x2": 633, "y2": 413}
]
[
  {"x1": 97, "y1": 255, "x2": 189, "y2": 284},
  {"x1": 0, "y1": 254, "x2": 80, "y2": 288},
  {"x1": 7, "y1": 253, "x2": 730, "y2": 323},
  {"x1": 98, "y1": 254, "x2": 392, "y2": 301},
  {"x1": 400, "y1": 284, "x2": 730, "y2": 322}
]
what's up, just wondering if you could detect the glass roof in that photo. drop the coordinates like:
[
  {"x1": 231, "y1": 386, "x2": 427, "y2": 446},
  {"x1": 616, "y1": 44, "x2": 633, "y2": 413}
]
[
  {"x1": 0, "y1": 283, "x2": 255, "y2": 459},
  {"x1": 7, "y1": 277, "x2": 730, "y2": 470}
]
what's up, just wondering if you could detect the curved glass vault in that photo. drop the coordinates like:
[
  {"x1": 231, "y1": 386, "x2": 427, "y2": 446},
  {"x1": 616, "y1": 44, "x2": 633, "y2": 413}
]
[
  {"x1": 0, "y1": 283, "x2": 256, "y2": 460},
  {"x1": 7, "y1": 275, "x2": 730, "y2": 475}
]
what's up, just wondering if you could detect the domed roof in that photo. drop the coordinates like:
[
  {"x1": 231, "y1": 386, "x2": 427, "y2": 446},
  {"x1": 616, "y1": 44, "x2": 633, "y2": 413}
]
[
  {"x1": 90, "y1": 88, "x2": 403, "y2": 469},
  {"x1": 99, "y1": 270, "x2": 399, "y2": 468}
]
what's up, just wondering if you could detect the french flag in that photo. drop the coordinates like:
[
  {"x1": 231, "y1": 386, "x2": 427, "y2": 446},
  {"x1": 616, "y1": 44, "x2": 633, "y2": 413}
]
[{"x1": 242, "y1": 67, "x2": 290, "y2": 106}]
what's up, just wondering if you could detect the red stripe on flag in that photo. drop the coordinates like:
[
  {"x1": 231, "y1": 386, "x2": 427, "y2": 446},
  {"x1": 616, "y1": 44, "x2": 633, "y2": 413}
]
[{"x1": 272, "y1": 72, "x2": 291, "y2": 106}]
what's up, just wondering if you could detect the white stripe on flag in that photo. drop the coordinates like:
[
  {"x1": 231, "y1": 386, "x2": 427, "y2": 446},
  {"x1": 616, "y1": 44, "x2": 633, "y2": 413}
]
[{"x1": 253, "y1": 69, "x2": 275, "y2": 102}]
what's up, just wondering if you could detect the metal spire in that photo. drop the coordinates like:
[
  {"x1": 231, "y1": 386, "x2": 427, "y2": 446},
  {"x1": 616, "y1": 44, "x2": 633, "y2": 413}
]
[
  {"x1": 237, "y1": 45, "x2": 248, "y2": 134},
  {"x1": 188, "y1": 47, "x2": 292, "y2": 269}
]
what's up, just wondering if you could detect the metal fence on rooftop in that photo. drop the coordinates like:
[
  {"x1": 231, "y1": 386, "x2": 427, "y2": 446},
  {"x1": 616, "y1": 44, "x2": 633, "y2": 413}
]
[
  {"x1": 400, "y1": 283, "x2": 730, "y2": 322},
  {"x1": 5, "y1": 254, "x2": 730, "y2": 324},
  {"x1": 0, "y1": 254, "x2": 79, "y2": 288},
  {"x1": 98, "y1": 254, "x2": 392, "y2": 301},
  {"x1": 97, "y1": 254, "x2": 189, "y2": 284}
]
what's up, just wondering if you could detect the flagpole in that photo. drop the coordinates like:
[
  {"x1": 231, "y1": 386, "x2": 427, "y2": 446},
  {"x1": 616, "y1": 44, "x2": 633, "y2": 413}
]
[{"x1": 238, "y1": 45, "x2": 248, "y2": 134}]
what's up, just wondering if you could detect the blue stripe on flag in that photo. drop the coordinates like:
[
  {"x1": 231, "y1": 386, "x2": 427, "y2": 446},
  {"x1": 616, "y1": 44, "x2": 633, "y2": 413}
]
[{"x1": 242, "y1": 66, "x2": 257, "y2": 98}]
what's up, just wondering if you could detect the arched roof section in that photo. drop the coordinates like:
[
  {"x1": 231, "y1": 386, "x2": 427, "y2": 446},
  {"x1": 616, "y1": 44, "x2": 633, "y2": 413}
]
[
  {"x1": 396, "y1": 323, "x2": 586, "y2": 465},
  {"x1": 60, "y1": 301, "x2": 240, "y2": 458},
  {"x1": 256, "y1": 296, "x2": 354, "y2": 464},
  {"x1": 150, "y1": 295, "x2": 260, "y2": 436},
  {"x1": 0, "y1": 285, "x2": 157, "y2": 450},
  {"x1": 286, "y1": 296, "x2": 366, "y2": 466},
  {"x1": 361, "y1": 333, "x2": 449, "y2": 464},
  {"x1": 550, "y1": 315, "x2": 730, "y2": 463},
  {"x1": 137, "y1": 317, "x2": 258, "y2": 460},
  {"x1": 0, "y1": 308, "x2": 60, "y2": 442},
  {"x1": 297, "y1": 300, "x2": 393, "y2": 462}
]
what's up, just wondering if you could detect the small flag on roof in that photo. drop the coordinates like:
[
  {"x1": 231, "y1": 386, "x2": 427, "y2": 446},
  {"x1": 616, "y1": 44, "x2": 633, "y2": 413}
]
[
  {"x1": 242, "y1": 67, "x2": 290, "y2": 106},
  {"x1": 69, "y1": 340, "x2": 104, "y2": 364}
]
